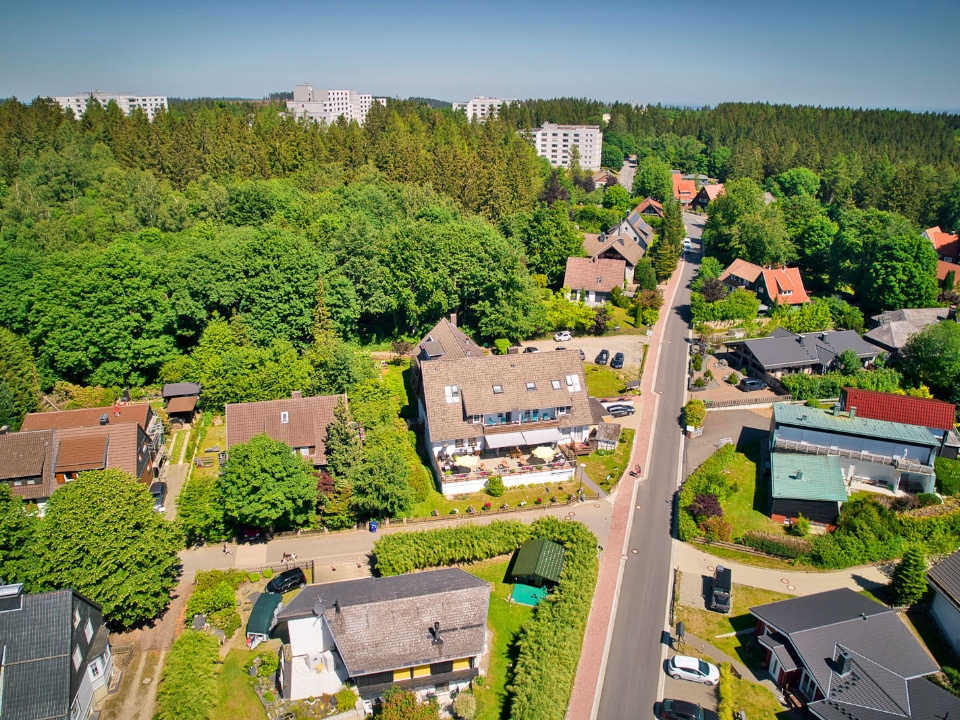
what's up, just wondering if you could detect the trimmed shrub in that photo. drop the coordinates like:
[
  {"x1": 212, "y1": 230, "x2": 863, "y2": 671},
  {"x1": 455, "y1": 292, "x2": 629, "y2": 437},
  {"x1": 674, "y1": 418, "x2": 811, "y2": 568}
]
[
  {"x1": 257, "y1": 651, "x2": 280, "y2": 677},
  {"x1": 678, "y1": 445, "x2": 737, "y2": 508},
  {"x1": 486, "y1": 475, "x2": 505, "y2": 497},
  {"x1": 701, "y1": 517, "x2": 733, "y2": 543},
  {"x1": 155, "y1": 631, "x2": 219, "y2": 720},
  {"x1": 335, "y1": 686, "x2": 359, "y2": 710},
  {"x1": 453, "y1": 691, "x2": 477, "y2": 720},
  {"x1": 917, "y1": 493, "x2": 942, "y2": 507},
  {"x1": 262, "y1": 567, "x2": 273, "y2": 579},
  {"x1": 690, "y1": 494, "x2": 722, "y2": 521},
  {"x1": 208, "y1": 607, "x2": 241, "y2": 637},
  {"x1": 691, "y1": 354, "x2": 703, "y2": 372},
  {"x1": 195, "y1": 568, "x2": 247, "y2": 592},
  {"x1": 186, "y1": 581, "x2": 235, "y2": 618},
  {"x1": 787, "y1": 514, "x2": 810, "y2": 537},
  {"x1": 742, "y1": 531, "x2": 812, "y2": 559},
  {"x1": 247, "y1": 572, "x2": 260, "y2": 582},
  {"x1": 936, "y1": 457, "x2": 960, "y2": 496},
  {"x1": 684, "y1": 399, "x2": 706, "y2": 429},
  {"x1": 494, "y1": 339, "x2": 511, "y2": 356},
  {"x1": 677, "y1": 510, "x2": 700, "y2": 541},
  {"x1": 717, "y1": 663, "x2": 735, "y2": 720}
]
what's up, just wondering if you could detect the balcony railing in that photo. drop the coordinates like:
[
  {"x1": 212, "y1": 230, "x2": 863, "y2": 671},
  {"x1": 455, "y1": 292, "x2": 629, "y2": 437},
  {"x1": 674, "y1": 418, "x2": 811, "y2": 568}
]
[
  {"x1": 774, "y1": 438, "x2": 934, "y2": 473},
  {"x1": 482, "y1": 417, "x2": 560, "y2": 435},
  {"x1": 442, "y1": 458, "x2": 574, "y2": 483}
]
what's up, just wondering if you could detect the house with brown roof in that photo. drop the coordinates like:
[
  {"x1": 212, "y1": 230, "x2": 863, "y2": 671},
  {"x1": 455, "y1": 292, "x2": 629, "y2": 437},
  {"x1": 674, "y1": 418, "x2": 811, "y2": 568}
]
[
  {"x1": 924, "y1": 226, "x2": 960, "y2": 263},
  {"x1": 563, "y1": 257, "x2": 626, "y2": 306},
  {"x1": 0, "y1": 429, "x2": 56, "y2": 504},
  {"x1": 226, "y1": 391, "x2": 347, "y2": 468},
  {"x1": 53, "y1": 423, "x2": 155, "y2": 485},
  {"x1": 162, "y1": 382, "x2": 201, "y2": 425},
  {"x1": 939, "y1": 260, "x2": 958, "y2": 287},
  {"x1": 863, "y1": 307, "x2": 952, "y2": 356},
  {"x1": 418, "y1": 351, "x2": 593, "y2": 496},
  {"x1": 611, "y1": 205, "x2": 656, "y2": 251},
  {"x1": 21, "y1": 402, "x2": 164, "y2": 460},
  {"x1": 635, "y1": 197, "x2": 664, "y2": 218},
  {"x1": 582, "y1": 233, "x2": 642, "y2": 284},
  {"x1": 719, "y1": 259, "x2": 810, "y2": 307},
  {"x1": 591, "y1": 169, "x2": 618, "y2": 187},
  {"x1": 411, "y1": 316, "x2": 485, "y2": 396},
  {"x1": 692, "y1": 183, "x2": 724, "y2": 211},
  {"x1": 672, "y1": 173, "x2": 697, "y2": 206}
]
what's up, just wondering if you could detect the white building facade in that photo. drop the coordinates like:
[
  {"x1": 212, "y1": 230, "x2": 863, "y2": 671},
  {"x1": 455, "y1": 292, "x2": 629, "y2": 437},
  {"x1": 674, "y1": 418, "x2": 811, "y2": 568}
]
[
  {"x1": 451, "y1": 96, "x2": 514, "y2": 121},
  {"x1": 531, "y1": 122, "x2": 602, "y2": 171},
  {"x1": 53, "y1": 92, "x2": 167, "y2": 120},
  {"x1": 287, "y1": 85, "x2": 386, "y2": 126}
]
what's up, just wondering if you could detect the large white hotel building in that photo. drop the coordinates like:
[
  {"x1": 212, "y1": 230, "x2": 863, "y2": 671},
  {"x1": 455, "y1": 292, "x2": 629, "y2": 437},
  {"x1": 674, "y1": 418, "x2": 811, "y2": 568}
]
[
  {"x1": 286, "y1": 85, "x2": 386, "y2": 126},
  {"x1": 531, "y1": 122, "x2": 603, "y2": 171},
  {"x1": 451, "y1": 96, "x2": 514, "y2": 121},
  {"x1": 53, "y1": 92, "x2": 168, "y2": 120}
]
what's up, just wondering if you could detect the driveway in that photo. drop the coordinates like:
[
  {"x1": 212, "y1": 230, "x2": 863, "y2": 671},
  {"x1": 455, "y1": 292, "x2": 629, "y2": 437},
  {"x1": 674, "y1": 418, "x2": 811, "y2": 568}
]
[
  {"x1": 618, "y1": 160, "x2": 637, "y2": 192},
  {"x1": 519, "y1": 333, "x2": 649, "y2": 377},
  {"x1": 684, "y1": 407, "x2": 772, "y2": 479}
]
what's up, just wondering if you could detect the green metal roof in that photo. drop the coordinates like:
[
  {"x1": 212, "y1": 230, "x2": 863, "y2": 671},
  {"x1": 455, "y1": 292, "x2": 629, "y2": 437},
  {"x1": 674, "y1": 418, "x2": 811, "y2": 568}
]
[
  {"x1": 774, "y1": 404, "x2": 939, "y2": 448},
  {"x1": 247, "y1": 592, "x2": 283, "y2": 636},
  {"x1": 771, "y1": 453, "x2": 847, "y2": 503},
  {"x1": 511, "y1": 539, "x2": 566, "y2": 584}
]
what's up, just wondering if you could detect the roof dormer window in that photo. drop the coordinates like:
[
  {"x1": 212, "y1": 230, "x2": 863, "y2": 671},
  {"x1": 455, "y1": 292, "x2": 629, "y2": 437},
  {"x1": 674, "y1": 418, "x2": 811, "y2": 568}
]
[
  {"x1": 526, "y1": 382, "x2": 536, "y2": 391},
  {"x1": 444, "y1": 385, "x2": 460, "y2": 404},
  {"x1": 565, "y1": 374, "x2": 581, "y2": 392},
  {"x1": 493, "y1": 385, "x2": 503, "y2": 394},
  {"x1": 552, "y1": 380, "x2": 561, "y2": 390}
]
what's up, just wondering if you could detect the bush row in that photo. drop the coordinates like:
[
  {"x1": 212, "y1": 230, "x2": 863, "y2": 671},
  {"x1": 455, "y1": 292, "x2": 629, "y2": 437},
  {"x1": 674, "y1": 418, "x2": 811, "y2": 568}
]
[
  {"x1": 371, "y1": 518, "x2": 599, "y2": 720},
  {"x1": 937, "y1": 457, "x2": 960, "y2": 496},
  {"x1": 154, "y1": 631, "x2": 220, "y2": 720},
  {"x1": 372, "y1": 521, "x2": 532, "y2": 576},
  {"x1": 780, "y1": 367, "x2": 902, "y2": 400},
  {"x1": 741, "y1": 531, "x2": 812, "y2": 559}
]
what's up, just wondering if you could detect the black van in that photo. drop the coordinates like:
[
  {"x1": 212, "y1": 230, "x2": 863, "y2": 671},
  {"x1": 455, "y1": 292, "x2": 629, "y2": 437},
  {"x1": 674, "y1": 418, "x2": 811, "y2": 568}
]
[{"x1": 710, "y1": 565, "x2": 732, "y2": 613}]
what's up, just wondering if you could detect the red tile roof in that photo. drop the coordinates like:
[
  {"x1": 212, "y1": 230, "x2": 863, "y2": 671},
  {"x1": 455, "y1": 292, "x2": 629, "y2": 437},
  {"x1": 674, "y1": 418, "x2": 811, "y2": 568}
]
[
  {"x1": 925, "y1": 226, "x2": 960, "y2": 261},
  {"x1": 841, "y1": 388, "x2": 956, "y2": 433},
  {"x1": 21, "y1": 404, "x2": 152, "y2": 432},
  {"x1": 672, "y1": 174, "x2": 697, "y2": 203},
  {"x1": 938, "y1": 260, "x2": 958, "y2": 283},
  {"x1": 634, "y1": 197, "x2": 664, "y2": 216},
  {"x1": 761, "y1": 267, "x2": 810, "y2": 305},
  {"x1": 562, "y1": 257, "x2": 626, "y2": 293}
]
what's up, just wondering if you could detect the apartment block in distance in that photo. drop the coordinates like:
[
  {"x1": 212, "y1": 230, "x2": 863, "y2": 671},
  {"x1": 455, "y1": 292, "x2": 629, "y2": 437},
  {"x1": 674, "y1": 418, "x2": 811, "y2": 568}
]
[
  {"x1": 53, "y1": 91, "x2": 168, "y2": 120},
  {"x1": 287, "y1": 85, "x2": 386, "y2": 126},
  {"x1": 451, "y1": 96, "x2": 514, "y2": 121},
  {"x1": 531, "y1": 122, "x2": 602, "y2": 171}
]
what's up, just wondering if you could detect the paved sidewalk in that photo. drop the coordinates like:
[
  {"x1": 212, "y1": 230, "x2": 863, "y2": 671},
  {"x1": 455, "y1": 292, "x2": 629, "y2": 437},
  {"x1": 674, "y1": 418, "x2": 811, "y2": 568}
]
[
  {"x1": 567, "y1": 258, "x2": 688, "y2": 720},
  {"x1": 676, "y1": 541, "x2": 891, "y2": 595}
]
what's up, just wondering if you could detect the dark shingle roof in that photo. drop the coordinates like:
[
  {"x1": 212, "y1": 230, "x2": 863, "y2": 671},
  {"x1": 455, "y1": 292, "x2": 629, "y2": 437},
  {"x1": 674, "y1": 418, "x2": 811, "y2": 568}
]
[
  {"x1": 161, "y1": 382, "x2": 201, "y2": 399},
  {"x1": 927, "y1": 550, "x2": 960, "y2": 612},
  {"x1": 415, "y1": 318, "x2": 484, "y2": 363},
  {"x1": 278, "y1": 568, "x2": 489, "y2": 677},
  {"x1": 226, "y1": 393, "x2": 346, "y2": 465},
  {"x1": 751, "y1": 588, "x2": 888, "y2": 635},
  {"x1": 733, "y1": 330, "x2": 878, "y2": 371}
]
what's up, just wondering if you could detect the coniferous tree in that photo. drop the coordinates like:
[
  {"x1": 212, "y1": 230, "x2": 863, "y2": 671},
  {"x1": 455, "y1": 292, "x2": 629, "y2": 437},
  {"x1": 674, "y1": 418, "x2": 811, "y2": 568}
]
[{"x1": 891, "y1": 545, "x2": 928, "y2": 605}]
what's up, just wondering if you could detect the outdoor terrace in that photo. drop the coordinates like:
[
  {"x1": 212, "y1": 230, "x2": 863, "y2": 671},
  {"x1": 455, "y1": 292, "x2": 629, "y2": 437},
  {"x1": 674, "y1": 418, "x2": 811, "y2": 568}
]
[{"x1": 773, "y1": 437, "x2": 935, "y2": 474}]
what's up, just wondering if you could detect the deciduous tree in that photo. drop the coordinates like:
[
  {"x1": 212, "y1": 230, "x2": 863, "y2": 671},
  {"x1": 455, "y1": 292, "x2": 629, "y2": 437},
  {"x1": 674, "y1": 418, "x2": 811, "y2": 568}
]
[{"x1": 900, "y1": 321, "x2": 960, "y2": 398}]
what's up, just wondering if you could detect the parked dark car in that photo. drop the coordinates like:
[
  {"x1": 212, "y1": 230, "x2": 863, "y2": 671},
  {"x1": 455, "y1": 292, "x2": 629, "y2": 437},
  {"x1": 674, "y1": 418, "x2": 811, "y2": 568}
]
[
  {"x1": 523, "y1": 346, "x2": 539, "y2": 353},
  {"x1": 660, "y1": 699, "x2": 706, "y2": 720},
  {"x1": 241, "y1": 526, "x2": 264, "y2": 543},
  {"x1": 595, "y1": 349, "x2": 610, "y2": 365},
  {"x1": 555, "y1": 346, "x2": 567, "y2": 351},
  {"x1": 578, "y1": 349, "x2": 586, "y2": 360},
  {"x1": 605, "y1": 404, "x2": 635, "y2": 418},
  {"x1": 739, "y1": 378, "x2": 766, "y2": 392},
  {"x1": 710, "y1": 565, "x2": 732, "y2": 613},
  {"x1": 149, "y1": 481, "x2": 167, "y2": 513},
  {"x1": 266, "y1": 568, "x2": 307, "y2": 594},
  {"x1": 610, "y1": 352, "x2": 625, "y2": 369}
]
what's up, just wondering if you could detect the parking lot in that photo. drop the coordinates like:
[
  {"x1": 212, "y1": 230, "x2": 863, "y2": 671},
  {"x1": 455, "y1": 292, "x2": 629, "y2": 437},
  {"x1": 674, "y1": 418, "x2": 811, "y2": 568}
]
[{"x1": 519, "y1": 333, "x2": 649, "y2": 376}]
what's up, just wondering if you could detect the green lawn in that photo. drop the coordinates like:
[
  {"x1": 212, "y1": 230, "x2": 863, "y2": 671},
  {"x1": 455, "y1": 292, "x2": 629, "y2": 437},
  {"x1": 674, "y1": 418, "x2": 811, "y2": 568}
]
[
  {"x1": 606, "y1": 305, "x2": 649, "y2": 335},
  {"x1": 381, "y1": 359, "x2": 417, "y2": 419},
  {"x1": 718, "y1": 443, "x2": 784, "y2": 535},
  {"x1": 408, "y1": 479, "x2": 581, "y2": 519},
  {"x1": 675, "y1": 581, "x2": 794, "y2": 671},
  {"x1": 464, "y1": 558, "x2": 534, "y2": 720},
  {"x1": 168, "y1": 430, "x2": 186, "y2": 463},
  {"x1": 583, "y1": 365, "x2": 627, "y2": 397},
  {"x1": 695, "y1": 543, "x2": 821, "y2": 572},
  {"x1": 209, "y1": 649, "x2": 267, "y2": 720},
  {"x1": 583, "y1": 428, "x2": 635, "y2": 490},
  {"x1": 724, "y1": 670, "x2": 790, "y2": 720}
]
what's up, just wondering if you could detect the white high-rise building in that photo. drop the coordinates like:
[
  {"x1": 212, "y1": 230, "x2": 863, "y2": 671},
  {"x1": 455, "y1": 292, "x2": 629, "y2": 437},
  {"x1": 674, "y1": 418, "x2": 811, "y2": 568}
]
[
  {"x1": 451, "y1": 96, "x2": 514, "y2": 121},
  {"x1": 53, "y1": 92, "x2": 168, "y2": 120},
  {"x1": 287, "y1": 85, "x2": 386, "y2": 126},
  {"x1": 531, "y1": 123, "x2": 603, "y2": 171}
]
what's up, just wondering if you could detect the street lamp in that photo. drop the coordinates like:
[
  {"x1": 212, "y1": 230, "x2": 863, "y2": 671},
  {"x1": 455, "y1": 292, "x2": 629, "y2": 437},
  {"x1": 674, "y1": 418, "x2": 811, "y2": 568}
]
[{"x1": 577, "y1": 463, "x2": 586, "y2": 502}]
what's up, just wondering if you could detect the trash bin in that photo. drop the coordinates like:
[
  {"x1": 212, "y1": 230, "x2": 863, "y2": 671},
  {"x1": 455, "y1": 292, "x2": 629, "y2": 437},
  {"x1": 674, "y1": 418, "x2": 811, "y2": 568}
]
[{"x1": 369, "y1": 521, "x2": 378, "y2": 533}]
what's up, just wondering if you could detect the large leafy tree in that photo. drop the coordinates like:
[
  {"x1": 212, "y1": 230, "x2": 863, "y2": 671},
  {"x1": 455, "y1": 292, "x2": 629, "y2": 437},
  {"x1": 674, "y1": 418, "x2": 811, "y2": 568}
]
[
  {"x1": 0, "y1": 328, "x2": 40, "y2": 430},
  {"x1": 501, "y1": 203, "x2": 585, "y2": 288},
  {"x1": 0, "y1": 484, "x2": 38, "y2": 585},
  {"x1": 220, "y1": 434, "x2": 318, "y2": 531},
  {"x1": 899, "y1": 321, "x2": 960, "y2": 398},
  {"x1": 633, "y1": 157, "x2": 672, "y2": 201},
  {"x1": 350, "y1": 442, "x2": 413, "y2": 520},
  {"x1": 856, "y1": 233, "x2": 939, "y2": 314},
  {"x1": 32, "y1": 469, "x2": 183, "y2": 627}
]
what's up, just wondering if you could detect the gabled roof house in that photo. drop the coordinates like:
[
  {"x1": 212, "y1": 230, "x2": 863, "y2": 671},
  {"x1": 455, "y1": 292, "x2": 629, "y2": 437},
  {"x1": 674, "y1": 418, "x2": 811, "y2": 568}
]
[
  {"x1": 751, "y1": 588, "x2": 959, "y2": 720},
  {"x1": 840, "y1": 388, "x2": 958, "y2": 459},
  {"x1": 0, "y1": 429, "x2": 56, "y2": 503},
  {"x1": 728, "y1": 328, "x2": 878, "y2": 379},
  {"x1": 583, "y1": 233, "x2": 644, "y2": 284},
  {"x1": 635, "y1": 196, "x2": 664, "y2": 218},
  {"x1": 563, "y1": 256, "x2": 626, "y2": 306},
  {"x1": 924, "y1": 226, "x2": 960, "y2": 263},
  {"x1": 20, "y1": 402, "x2": 164, "y2": 460},
  {"x1": 863, "y1": 307, "x2": 952, "y2": 356},
  {"x1": 226, "y1": 391, "x2": 346, "y2": 467},
  {"x1": 719, "y1": 259, "x2": 810, "y2": 307},
  {"x1": 0, "y1": 583, "x2": 114, "y2": 720},
  {"x1": 276, "y1": 568, "x2": 489, "y2": 702},
  {"x1": 692, "y1": 183, "x2": 724, "y2": 211},
  {"x1": 672, "y1": 173, "x2": 697, "y2": 206}
]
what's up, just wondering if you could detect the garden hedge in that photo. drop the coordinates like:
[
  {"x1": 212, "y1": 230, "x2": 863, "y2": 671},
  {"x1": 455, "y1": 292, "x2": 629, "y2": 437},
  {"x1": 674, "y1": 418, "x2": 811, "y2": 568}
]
[
  {"x1": 154, "y1": 631, "x2": 220, "y2": 720},
  {"x1": 371, "y1": 518, "x2": 599, "y2": 720}
]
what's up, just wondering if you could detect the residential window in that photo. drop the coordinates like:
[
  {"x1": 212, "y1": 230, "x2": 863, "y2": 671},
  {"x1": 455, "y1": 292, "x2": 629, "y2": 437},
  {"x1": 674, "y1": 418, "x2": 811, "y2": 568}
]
[
  {"x1": 280, "y1": 411, "x2": 289, "y2": 424},
  {"x1": 72, "y1": 645, "x2": 83, "y2": 670},
  {"x1": 551, "y1": 380, "x2": 561, "y2": 390},
  {"x1": 71, "y1": 699, "x2": 81, "y2": 720},
  {"x1": 89, "y1": 659, "x2": 102, "y2": 679},
  {"x1": 471, "y1": 415, "x2": 482, "y2": 424},
  {"x1": 558, "y1": 405, "x2": 571, "y2": 416},
  {"x1": 565, "y1": 375, "x2": 581, "y2": 392},
  {"x1": 84, "y1": 619, "x2": 93, "y2": 643},
  {"x1": 492, "y1": 385, "x2": 503, "y2": 394},
  {"x1": 74, "y1": 608, "x2": 80, "y2": 627},
  {"x1": 526, "y1": 382, "x2": 536, "y2": 391},
  {"x1": 444, "y1": 385, "x2": 460, "y2": 404}
]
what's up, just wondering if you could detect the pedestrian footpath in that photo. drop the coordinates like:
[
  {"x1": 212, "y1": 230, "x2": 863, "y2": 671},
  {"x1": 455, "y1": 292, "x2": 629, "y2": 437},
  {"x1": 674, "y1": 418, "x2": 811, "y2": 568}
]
[{"x1": 566, "y1": 258, "x2": 688, "y2": 720}]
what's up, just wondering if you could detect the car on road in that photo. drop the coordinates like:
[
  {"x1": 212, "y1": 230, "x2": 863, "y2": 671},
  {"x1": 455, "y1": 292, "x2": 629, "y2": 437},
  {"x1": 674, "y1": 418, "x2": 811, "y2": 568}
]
[
  {"x1": 241, "y1": 526, "x2": 264, "y2": 543},
  {"x1": 266, "y1": 568, "x2": 307, "y2": 594},
  {"x1": 595, "y1": 349, "x2": 610, "y2": 365},
  {"x1": 605, "y1": 404, "x2": 635, "y2": 418},
  {"x1": 666, "y1": 655, "x2": 720, "y2": 685},
  {"x1": 660, "y1": 699, "x2": 709, "y2": 720},
  {"x1": 683, "y1": 238, "x2": 693, "y2": 253},
  {"x1": 739, "y1": 378, "x2": 766, "y2": 392},
  {"x1": 610, "y1": 352, "x2": 625, "y2": 369},
  {"x1": 523, "y1": 346, "x2": 539, "y2": 353},
  {"x1": 578, "y1": 349, "x2": 586, "y2": 360},
  {"x1": 554, "y1": 331, "x2": 573, "y2": 342},
  {"x1": 149, "y1": 481, "x2": 167, "y2": 513}
]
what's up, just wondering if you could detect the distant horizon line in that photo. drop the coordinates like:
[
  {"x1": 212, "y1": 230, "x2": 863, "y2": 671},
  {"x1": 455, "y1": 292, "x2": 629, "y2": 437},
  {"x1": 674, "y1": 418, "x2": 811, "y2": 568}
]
[{"x1": 4, "y1": 93, "x2": 959, "y2": 116}]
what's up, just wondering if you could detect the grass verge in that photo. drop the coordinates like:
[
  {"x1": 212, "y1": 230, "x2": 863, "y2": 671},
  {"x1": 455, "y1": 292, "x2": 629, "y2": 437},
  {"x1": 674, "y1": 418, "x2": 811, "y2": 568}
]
[
  {"x1": 693, "y1": 543, "x2": 822, "y2": 572},
  {"x1": 583, "y1": 428, "x2": 635, "y2": 490},
  {"x1": 408, "y1": 479, "x2": 582, "y2": 518},
  {"x1": 718, "y1": 443, "x2": 782, "y2": 535},
  {"x1": 583, "y1": 364, "x2": 628, "y2": 397},
  {"x1": 721, "y1": 665, "x2": 786, "y2": 720}
]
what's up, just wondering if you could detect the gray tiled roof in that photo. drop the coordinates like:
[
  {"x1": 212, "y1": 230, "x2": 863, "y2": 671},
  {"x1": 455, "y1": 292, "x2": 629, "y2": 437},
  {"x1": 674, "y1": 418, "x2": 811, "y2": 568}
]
[
  {"x1": 278, "y1": 568, "x2": 489, "y2": 677},
  {"x1": 774, "y1": 404, "x2": 940, "y2": 448},
  {"x1": 0, "y1": 587, "x2": 108, "y2": 720},
  {"x1": 419, "y1": 352, "x2": 593, "y2": 442},
  {"x1": 733, "y1": 330, "x2": 878, "y2": 371},
  {"x1": 752, "y1": 588, "x2": 886, "y2": 636},
  {"x1": 927, "y1": 550, "x2": 960, "y2": 612},
  {"x1": 415, "y1": 318, "x2": 484, "y2": 363},
  {"x1": 811, "y1": 669, "x2": 960, "y2": 720},
  {"x1": 161, "y1": 382, "x2": 201, "y2": 399},
  {"x1": 226, "y1": 394, "x2": 346, "y2": 465},
  {"x1": 864, "y1": 308, "x2": 951, "y2": 353}
]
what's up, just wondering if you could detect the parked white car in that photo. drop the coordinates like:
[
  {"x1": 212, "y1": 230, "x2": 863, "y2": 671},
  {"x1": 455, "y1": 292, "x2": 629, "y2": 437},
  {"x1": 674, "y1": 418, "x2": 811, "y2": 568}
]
[
  {"x1": 666, "y1": 655, "x2": 720, "y2": 686},
  {"x1": 554, "y1": 331, "x2": 573, "y2": 342}
]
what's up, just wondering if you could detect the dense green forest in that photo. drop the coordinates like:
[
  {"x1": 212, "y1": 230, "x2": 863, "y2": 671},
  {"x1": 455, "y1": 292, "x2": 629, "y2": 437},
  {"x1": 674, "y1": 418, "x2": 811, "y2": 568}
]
[{"x1": 1, "y1": 96, "x2": 959, "y2": 397}]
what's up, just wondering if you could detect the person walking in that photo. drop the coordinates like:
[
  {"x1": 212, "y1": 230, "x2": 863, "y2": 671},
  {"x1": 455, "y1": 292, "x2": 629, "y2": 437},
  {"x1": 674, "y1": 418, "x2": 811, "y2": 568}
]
[{"x1": 223, "y1": 543, "x2": 231, "y2": 555}]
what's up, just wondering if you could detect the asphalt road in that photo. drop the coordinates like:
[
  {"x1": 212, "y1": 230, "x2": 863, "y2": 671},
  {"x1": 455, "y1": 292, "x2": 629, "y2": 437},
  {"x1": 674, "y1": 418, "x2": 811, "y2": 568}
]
[
  {"x1": 596, "y1": 228, "x2": 701, "y2": 719},
  {"x1": 618, "y1": 160, "x2": 637, "y2": 192}
]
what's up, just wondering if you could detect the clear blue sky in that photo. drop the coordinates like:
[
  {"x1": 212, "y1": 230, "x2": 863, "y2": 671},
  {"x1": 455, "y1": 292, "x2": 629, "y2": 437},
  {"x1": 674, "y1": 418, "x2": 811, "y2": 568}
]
[{"x1": 2, "y1": 0, "x2": 958, "y2": 111}]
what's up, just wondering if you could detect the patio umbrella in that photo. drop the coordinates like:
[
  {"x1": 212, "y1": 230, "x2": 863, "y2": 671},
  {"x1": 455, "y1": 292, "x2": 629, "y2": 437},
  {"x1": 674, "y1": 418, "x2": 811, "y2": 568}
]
[
  {"x1": 454, "y1": 454, "x2": 479, "y2": 469},
  {"x1": 531, "y1": 446, "x2": 555, "y2": 461}
]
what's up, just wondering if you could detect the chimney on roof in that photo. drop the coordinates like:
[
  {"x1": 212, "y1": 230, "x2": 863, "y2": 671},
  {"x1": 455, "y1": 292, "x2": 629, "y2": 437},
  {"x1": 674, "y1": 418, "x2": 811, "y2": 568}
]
[
  {"x1": 291, "y1": 391, "x2": 303, "y2": 399},
  {"x1": 837, "y1": 649, "x2": 852, "y2": 676},
  {"x1": 450, "y1": 313, "x2": 457, "y2": 327},
  {"x1": 796, "y1": 470, "x2": 804, "y2": 481},
  {"x1": 99, "y1": 414, "x2": 109, "y2": 425},
  {"x1": 821, "y1": 333, "x2": 827, "y2": 341}
]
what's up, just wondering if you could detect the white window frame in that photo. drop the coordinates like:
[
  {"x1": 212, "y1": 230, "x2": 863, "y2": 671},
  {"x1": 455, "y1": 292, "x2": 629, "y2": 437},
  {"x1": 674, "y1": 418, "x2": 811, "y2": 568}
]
[
  {"x1": 280, "y1": 411, "x2": 289, "y2": 424},
  {"x1": 492, "y1": 385, "x2": 503, "y2": 394},
  {"x1": 84, "y1": 619, "x2": 93, "y2": 643},
  {"x1": 89, "y1": 658, "x2": 102, "y2": 679},
  {"x1": 72, "y1": 645, "x2": 83, "y2": 670},
  {"x1": 551, "y1": 380, "x2": 561, "y2": 390},
  {"x1": 526, "y1": 382, "x2": 536, "y2": 391},
  {"x1": 73, "y1": 608, "x2": 80, "y2": 627}
]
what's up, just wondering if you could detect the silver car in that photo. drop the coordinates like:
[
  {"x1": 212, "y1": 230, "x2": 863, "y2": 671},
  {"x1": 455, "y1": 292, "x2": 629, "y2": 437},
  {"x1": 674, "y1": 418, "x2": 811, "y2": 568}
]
[{"x1": 666, "y1": 655, "x2": 720, "y2": 685}]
